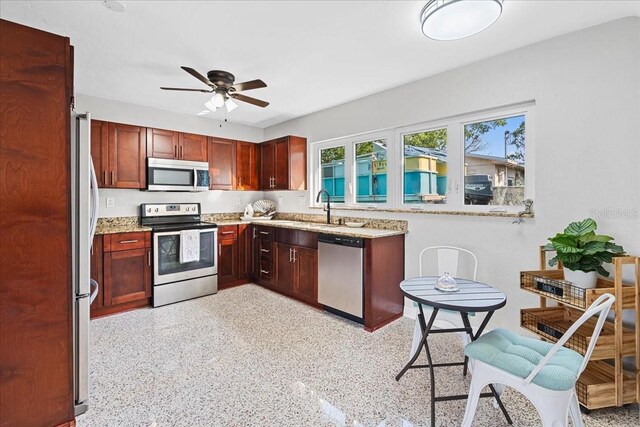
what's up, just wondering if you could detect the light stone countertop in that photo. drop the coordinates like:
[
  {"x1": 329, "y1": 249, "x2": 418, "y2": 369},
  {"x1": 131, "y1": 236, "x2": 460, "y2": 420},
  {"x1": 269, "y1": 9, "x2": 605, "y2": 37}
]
[{"x1": 214, "y1": 219, "x2": 406, "y2": 239}]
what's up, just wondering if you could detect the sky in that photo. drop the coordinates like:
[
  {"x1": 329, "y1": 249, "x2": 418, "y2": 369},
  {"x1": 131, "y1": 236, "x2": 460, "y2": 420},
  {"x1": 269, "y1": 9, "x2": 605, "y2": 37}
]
[{"x1": 471, "y1": 115, "x2": 525, "y2": 158}]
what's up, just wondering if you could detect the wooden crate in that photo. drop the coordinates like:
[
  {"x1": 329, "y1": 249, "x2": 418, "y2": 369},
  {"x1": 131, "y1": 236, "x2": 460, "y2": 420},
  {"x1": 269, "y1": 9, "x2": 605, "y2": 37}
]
[
  {"x1": 520, "y1": 307, "x2": 636, "y2": 360},
  {"x1": 576, "y1": 361, "x2": 637, "y2": 410}
]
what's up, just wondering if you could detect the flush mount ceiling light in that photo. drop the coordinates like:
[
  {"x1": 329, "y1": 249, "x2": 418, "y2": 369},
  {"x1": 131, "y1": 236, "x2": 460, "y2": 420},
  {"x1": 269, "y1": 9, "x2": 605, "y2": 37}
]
[
  {"x1": 102, "y1": 1, "x2": 126, "y2": 13},
  {"x1": 420, "y1": 0, "x2": 503, "y2": 41}
]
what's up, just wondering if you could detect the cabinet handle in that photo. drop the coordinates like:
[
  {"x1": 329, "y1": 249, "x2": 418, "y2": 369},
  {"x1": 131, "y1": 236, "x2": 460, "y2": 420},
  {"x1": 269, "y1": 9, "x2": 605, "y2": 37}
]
[
  {"x1": 221, "y1": 231, "x2": 235, "y2": 235},
  {"x1": 174, "y1": 145, "x2": 178, "y2": 158},
  {"x1": 261, "y1": 248, "x2": 270, "y2": 253},
  {"x1": 218, "y1": 243, "x2": 221, "y2": 253},
  {"x1": 260, "y1": 231, "x2": 269, "y2": 235},
  {"x1": 180, "y1": 145, "x2": 183, "y2": 159},
  {"x1": 289, "y1": 247, "x2": 293, "y2": 262},
  {"x1": 260, "y1": 269, "x2": 270, "y2": 274},
  {"x1": 111, "y1": 171, "x2": 115, "y2": 184},
  {"x1": 103, "y1": 170, "x2": 107, "y2": 185},
  {"x1": 252, "y1": 228, "x2": 257, "y2": 239},
  {"x1": 147, "y1": 250, "x2": 151, "y2": 266},
  {"x1": 293, "y1": 248, "x2": 297, "y2": 263},
  {"x1": 119, "y1": 239, "x2": 138, "y2": 244}
]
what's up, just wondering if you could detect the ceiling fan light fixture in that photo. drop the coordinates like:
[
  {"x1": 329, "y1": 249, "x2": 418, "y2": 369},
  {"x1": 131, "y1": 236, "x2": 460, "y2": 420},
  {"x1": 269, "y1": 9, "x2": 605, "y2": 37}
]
[
  {"x1": 225, "y1": 97, "x2": 238, "y2": 112},
  {"x1": 211, "y1": 91, "x2": 226, "y2": 108},
  {"x1": 204, "y1": 99, "x2": 217, "y2": 112},
  {"x1": 420, "y1": 0, "x2": 503, "y2": 41}
]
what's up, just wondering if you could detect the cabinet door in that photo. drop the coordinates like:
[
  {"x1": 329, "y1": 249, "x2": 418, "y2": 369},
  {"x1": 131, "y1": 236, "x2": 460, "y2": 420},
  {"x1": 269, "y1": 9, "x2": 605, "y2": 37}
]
[
  {"x1": 238, "y1": 224, "x2": 249, "y2": 279},
  {"x1": 293, "y1": 246, "x2": 317, "y2": 304},
  {"x1": 274, "y1": 138, "x2": 289, "y2": 190},
  {"x1": 90, "y1": 235, "x2": 104, "y2": 314},
  {"x1": 209, "y1": 137, "x2": 236, "y2": 190},
  {"x1": 288, "y1": 136, "x2": 307, "y2": 190},
  {"x1": 275, "y1": 243, "x2": 294, "y2": 295},
  {"x1": 146, "y1": 127, "x2": 178, "y2": 159},
  {"x1": 180, "y1": 132, "x2": 208, "y2": 161},
  {"x1": 91, "y1": 120, "x2": 108, "y2": 187},
  {"x1": 251, "y1": 226, "x2": 260, "y2": 280},
  {"x1": 260, "y1": 141, "x2": 275, "y2": 190},
  {"x1": 218, "y1": 238, "x2": 238, "y2": 285},
  {"x1": 236, "y1": 141, "x2": 259, "y2": 190},
  {"x1": 108, "y1": 123, "x2": 146, "y2": 189},
  {"x1": 103, "y1": 248, "x2": 151, "y2": 305}
]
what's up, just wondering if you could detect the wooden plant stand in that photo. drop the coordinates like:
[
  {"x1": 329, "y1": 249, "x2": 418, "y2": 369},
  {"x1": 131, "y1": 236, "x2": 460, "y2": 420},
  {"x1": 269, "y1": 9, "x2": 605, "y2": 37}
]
[{"x1": 519, "y1": 247, "x2": 639, "y2": 411}]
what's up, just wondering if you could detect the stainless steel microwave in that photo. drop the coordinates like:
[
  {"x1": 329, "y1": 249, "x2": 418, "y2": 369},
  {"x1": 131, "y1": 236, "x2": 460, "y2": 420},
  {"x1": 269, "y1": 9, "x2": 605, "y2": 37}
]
[{"x1": 146, "y1": 158, "x2": 210, "y2": 192}]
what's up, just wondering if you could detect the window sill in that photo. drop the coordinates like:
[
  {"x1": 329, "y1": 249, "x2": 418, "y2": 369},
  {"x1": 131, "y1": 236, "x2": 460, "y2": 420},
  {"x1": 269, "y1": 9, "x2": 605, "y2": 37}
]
[{"x1": 309, "y1": 205, "x2": 534, "y2": 219}]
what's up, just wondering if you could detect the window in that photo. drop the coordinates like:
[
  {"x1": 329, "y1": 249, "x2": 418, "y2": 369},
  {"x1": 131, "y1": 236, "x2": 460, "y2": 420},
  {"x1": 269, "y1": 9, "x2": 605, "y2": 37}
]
[
  {"x1": 464, "y1": 115, "x2": 526, "y2": 205},
  {"x1": 402, "y1": 128, "x2": 447, "y2": 204},
  {"x1": 355, "y1": 139, "x2": 387, "y2": 204},
  {"x1": 320, "y1": 146, "x2": 345, "y2": 203},
  {"x1": 310, "y1": 102, "x2": 533, "y2": 212}
]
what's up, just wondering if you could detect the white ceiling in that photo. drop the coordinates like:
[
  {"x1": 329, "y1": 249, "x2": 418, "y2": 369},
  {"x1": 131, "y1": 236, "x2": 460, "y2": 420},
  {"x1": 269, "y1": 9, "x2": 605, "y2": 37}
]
[{"x1": 1, "y1": 1, "x2": 638, "y2": 128}]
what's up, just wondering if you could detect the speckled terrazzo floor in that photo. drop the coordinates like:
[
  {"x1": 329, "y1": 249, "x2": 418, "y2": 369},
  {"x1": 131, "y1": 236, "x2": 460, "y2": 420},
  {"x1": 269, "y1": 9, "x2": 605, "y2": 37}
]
[{"x1": 78, "y1": 285, "x2": 639, "y2": 427}]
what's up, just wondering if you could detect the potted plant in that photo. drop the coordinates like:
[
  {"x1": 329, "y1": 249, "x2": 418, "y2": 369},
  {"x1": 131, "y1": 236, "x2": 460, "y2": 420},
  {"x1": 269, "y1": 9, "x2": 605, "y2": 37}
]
[{"x1": 544, "y1": 218, "x2": 625, "y2": 288}]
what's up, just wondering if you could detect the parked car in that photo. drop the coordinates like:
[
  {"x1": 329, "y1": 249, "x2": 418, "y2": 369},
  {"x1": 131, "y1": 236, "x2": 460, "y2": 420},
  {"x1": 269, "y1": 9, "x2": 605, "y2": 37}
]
[{"x1": 464, "y1": 175, "x2": 493, "y2": 205}]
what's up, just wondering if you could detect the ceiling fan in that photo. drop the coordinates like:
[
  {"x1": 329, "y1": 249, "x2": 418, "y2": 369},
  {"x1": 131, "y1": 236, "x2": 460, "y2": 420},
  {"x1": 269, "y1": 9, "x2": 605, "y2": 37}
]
[{"x1": 161, "y1": 66, "x2": 269, "y2": 113}]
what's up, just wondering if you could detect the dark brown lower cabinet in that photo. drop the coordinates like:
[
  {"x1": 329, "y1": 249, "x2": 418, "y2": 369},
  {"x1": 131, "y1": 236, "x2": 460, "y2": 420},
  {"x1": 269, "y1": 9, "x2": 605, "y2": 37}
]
[
  {"x1": 218, "y1": 224, "x2": 252, "y2": 289},
  {"x1": 91, "y1": 232, "x2": 152, "y2": 318},
  {"x1": 274, "y1": 243, "x2": 318, "y2": 305},
  {"x1": 218, "y1": 238, "x2": 238, "y2": 285}
]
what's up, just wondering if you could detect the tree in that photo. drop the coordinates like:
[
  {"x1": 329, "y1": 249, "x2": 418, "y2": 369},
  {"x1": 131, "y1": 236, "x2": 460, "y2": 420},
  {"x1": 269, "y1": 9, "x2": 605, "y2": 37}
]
[
  {"x1": 506, "y1": 120, "x2": 525, "y2": 164},
  {"x1": 403, "y1": 129, "x2": 447, "y2": 150},
  {"x1": 464, "y1": 119, "x2": 507, "y2": 153},
  {"x1": 320, "y1": 146, "x2": 345, "y2": 164}
]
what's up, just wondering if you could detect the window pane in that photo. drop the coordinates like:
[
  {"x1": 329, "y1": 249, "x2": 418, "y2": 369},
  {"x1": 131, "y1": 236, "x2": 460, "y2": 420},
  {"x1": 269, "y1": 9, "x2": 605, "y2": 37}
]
[
  {"x1": 320, "y1": 146, "x2": 345, "y2": 203},
  {"x1": 403, "y1": 129, "x2": 447, "y2": 204},
  {"x1": 464, "y1": 115, "x2": 525, "y2": 205},
  {"x1": 355, "y1": 139, "x2": 387, "y2": 203}
]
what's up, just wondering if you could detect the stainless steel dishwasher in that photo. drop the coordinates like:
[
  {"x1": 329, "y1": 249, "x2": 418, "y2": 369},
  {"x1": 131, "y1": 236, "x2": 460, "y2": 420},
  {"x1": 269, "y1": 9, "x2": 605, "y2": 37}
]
[{"x1": 317, "y1": 233, "x2": 364, "y2": 323}]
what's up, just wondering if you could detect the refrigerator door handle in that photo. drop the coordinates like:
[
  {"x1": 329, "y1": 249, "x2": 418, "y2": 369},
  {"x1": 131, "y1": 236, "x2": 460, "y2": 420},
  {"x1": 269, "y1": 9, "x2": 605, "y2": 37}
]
[
  {"x1": 89, "y1": 279, "x2": 99, "y2": 304},
  {"x1": 75, "y1": 294, "x2": 90, "y2": 408}
]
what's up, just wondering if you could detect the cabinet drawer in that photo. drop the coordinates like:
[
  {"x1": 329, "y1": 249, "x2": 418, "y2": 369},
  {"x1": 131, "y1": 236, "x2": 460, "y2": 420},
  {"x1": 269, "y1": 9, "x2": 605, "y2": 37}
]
[
  {"x1": 104, "y1": 232, "x2": 148, "y2": 252},
  {"x1": 258, "y1": 239, "x2": 273, "y2": 261},
  {"x1": 259, "y1": 260, "x2": 274, "y2": 284},
  {"x1": 218, "y1": 225, "x2": 238, "y2": 240},
  {"x1": 275, "y1": 228, "x2": 318, "y2": 249},
  {"x1": 255, "y1": 226, "x2": 274, "y2": 241}
]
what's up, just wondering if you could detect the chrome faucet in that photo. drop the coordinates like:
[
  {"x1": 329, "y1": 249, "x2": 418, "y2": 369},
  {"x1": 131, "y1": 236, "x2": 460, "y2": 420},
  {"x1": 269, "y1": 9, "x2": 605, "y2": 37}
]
[{"x1": 316, "y1": 190, "x2": 331, "y2": 224}]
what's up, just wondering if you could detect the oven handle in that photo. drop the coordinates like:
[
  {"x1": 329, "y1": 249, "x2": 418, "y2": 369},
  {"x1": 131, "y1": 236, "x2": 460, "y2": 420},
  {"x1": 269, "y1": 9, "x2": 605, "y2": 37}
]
[{"x1": 152, "y1": 227, "x2": 217, "y2": 237}]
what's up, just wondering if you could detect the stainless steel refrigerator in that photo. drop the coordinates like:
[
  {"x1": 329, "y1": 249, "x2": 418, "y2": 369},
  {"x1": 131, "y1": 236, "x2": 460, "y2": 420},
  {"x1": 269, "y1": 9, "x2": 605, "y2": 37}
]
[{"x1": 71, "y1": 111, "x2": 99, "y2": 416}]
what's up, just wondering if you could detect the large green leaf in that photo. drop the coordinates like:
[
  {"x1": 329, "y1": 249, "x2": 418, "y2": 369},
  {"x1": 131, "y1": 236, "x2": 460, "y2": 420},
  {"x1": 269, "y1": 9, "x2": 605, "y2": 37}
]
[
  {"x1": 605, "y1": 242, "x2": 625, "y2": 254},
  {"x1": 548, "y1": 255, "x2": 558, "y2": 267},
  {"x1": 582, "y1": 241, "x2": 606, "y2": 255},
  {"x1": 557, "y1": 253, "x2": 582, "y2": 264},
  {"x1": 592, "y1": 252, "x2": 613, "y2": 264},
  {"x1": 579, "y1": 233, "x2": 613, "y2": 244},
  {"x1": 596, "y1": 266, "x2": 610, "y2": 277},
  {"x1": 564, "y1": 218, "x2": 597, "y2": 236},
  {"x1": 549, "y1": 235, "x2": 581, "y2": 253}
]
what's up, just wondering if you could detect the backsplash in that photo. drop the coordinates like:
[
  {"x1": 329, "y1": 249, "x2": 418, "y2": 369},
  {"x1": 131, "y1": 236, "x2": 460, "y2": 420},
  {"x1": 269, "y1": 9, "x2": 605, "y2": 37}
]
[{"x1": 274, "y1": 212, "x2": 408, "y2": 232}]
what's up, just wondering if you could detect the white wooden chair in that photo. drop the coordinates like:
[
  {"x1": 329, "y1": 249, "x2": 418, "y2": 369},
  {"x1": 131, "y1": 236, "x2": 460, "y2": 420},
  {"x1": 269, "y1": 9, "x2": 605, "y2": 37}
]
[
  {"x1": 409, "y1": 246, "x2": 478, "y2": 360},
  {"x1": 461, "y1": 293, "x2": 615, "y2": 427}
]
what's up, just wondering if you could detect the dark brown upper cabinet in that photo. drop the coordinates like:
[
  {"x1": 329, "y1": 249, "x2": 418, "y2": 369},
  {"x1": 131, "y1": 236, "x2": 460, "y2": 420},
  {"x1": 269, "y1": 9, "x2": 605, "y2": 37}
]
[
  {"x1": 91, "y1": 119, "x2": 108, "y2": 187},
  {"x1": 209, "y1": 137, "x2": 236, "y2": 190},
  {"x1": 236, "y1": 140, "x2": 260, "y2": 191},
  {"x1": 106, "y1": 122, "x2": 147, "y2": 189},
  {"x1": 260, "y1": 136, "x2": 307, "y2": 190},
  {"x1": 147, "y1": 128, "x2": 207, "y2": 162}
]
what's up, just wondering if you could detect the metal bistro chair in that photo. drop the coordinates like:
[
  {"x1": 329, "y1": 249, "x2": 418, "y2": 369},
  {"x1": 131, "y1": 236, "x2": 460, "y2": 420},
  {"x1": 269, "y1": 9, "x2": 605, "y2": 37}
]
[
  {"x1": 409, "y1": 246, "x2": 478, "y2": 363},
  {"x1": 462, "y1": 293, "x2": 615, "y2": 427}
]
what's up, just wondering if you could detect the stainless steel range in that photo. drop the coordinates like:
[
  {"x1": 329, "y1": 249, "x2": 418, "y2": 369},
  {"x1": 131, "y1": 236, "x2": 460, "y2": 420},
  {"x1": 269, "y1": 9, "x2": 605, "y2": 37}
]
[{"x1": 141, "y1": 203, "x2": 218, "y2": 307}]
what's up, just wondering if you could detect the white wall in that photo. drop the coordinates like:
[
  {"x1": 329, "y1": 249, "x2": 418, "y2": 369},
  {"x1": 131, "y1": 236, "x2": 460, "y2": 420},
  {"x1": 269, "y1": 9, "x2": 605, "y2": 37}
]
[
  {"x1": 75, "y1": 94, "x2": 265, "y2": 217},
  {"x1": 265, "y1": 18, "x2": 640, "y2": 330}
]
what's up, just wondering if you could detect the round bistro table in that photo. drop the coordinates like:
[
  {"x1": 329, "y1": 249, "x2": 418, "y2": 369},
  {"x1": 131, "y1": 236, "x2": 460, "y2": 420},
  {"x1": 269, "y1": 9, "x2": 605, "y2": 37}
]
[{"x1": 395, "y1": 276, "x2": 512, "y2": 427}]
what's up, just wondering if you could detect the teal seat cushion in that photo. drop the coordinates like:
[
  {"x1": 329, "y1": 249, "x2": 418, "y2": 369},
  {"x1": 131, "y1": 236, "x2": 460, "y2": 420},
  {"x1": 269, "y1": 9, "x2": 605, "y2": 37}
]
[{"x1": 464, "y1": 328, "x2": 583, "y2": 391}]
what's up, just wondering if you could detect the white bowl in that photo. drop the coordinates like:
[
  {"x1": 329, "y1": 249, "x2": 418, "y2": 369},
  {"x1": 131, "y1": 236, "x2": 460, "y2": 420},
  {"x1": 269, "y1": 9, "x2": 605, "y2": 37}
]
[{"x1": 345, "y1": 222, "x2": 365, "y2": 228}]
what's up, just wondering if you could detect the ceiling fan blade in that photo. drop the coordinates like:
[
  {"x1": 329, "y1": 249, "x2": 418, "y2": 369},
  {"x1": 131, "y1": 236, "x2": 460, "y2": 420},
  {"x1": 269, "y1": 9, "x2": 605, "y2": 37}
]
[
  {"x1": 231, "y1": 79, "x2": 267, "y2": 92},
  {"x1": 181, "y1": 66, "x2": 216, "y2": 88},
  {"x1": 160, "y1": 87, "x2": 213, "y2": 92},
  {"x1": 231, "y1": 93, "x2": 269, "y2": 108}
]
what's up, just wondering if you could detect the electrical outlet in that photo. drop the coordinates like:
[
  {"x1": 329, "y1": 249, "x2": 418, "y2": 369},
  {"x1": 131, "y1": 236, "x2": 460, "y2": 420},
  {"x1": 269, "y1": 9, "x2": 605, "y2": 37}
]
[
  {"x1": 277, "y1": 196, "x2": 283, "y2": 206},
  {"x1": 235, "y1": 197, "x2": 241, "y2": 207},
  {"x1": 106, "y1": 197, "x2": 115, "y2": 208}
]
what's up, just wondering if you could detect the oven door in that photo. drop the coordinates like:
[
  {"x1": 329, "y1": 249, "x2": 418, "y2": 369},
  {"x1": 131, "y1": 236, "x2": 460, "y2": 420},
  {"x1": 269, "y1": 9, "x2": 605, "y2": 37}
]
[{"x1": 153, "y1": 228, "x2": 217, "y2": 285}]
